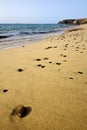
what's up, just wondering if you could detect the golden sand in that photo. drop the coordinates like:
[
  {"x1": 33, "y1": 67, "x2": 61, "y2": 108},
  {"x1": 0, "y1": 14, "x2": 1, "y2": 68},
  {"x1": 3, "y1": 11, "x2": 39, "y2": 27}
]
[{"x1": 0, "y1": 24, "x2": 87, "y2": 130}]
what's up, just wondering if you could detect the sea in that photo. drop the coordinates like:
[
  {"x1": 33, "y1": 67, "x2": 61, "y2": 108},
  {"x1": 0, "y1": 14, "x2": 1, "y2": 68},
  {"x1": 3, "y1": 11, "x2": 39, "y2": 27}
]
[{"x1": 0, "y1": 24, "x2": 71, "y2": 50}]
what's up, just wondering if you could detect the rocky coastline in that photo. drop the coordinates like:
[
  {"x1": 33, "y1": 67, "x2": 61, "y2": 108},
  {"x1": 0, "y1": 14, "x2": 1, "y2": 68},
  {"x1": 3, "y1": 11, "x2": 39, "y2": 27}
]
[{"x1": 58, "y1": 18, "x2": 87, "y2": 25}]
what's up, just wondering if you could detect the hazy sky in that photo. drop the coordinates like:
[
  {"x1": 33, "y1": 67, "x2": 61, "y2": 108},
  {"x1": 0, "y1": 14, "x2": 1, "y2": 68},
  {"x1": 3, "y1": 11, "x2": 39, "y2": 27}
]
[{"x1": 0, "y1": 0, "x2": 87, "y2": 23}]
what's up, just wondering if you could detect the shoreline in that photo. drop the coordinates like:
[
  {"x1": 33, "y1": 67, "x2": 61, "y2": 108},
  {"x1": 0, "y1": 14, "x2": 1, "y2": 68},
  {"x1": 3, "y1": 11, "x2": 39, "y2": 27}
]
[
  {"x1": 0, "y1": 31, "x2": 65, "y2": 50},
  {"x1": 0, "y1": 24, "x2": 87, "y2": 130},
  {"x1": 0, "y1": 24, "x2": 75, "y2": 50}
]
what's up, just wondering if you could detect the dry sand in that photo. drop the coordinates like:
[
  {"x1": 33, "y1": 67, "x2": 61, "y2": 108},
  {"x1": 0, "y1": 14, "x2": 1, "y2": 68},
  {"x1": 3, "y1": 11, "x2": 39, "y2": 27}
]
[{"x1": 0, "y1": 24, "x2": 87, "y2": 130}]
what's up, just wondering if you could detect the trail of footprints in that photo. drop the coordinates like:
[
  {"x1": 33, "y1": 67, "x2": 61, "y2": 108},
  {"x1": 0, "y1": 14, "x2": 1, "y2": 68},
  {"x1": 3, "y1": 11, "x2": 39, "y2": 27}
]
[
  {"x1": 1, "y1": 31, "x2": 87, "y2": 121},
  {"x1": 35, "y1": 55, "x2": 84, "y2": 81},
  {"x1": 35, "y1": 48, "x2": 68, "y2": 69},
  {"x1": 35, "y1": 55, "x2": 63, "y2": 69},
  {"x1": 35, "y1": 38, "x2": 85, "y2": 82}
]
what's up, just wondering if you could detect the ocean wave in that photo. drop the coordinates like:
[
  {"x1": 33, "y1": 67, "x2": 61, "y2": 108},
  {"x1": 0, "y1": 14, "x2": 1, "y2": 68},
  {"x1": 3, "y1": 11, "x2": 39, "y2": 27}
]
[
  {"x1": 19, "y1": 29, "x2": 61, "y2": 36},
  {"x1": 0, "y1": 35, "x2": 13, "y2": 39}
]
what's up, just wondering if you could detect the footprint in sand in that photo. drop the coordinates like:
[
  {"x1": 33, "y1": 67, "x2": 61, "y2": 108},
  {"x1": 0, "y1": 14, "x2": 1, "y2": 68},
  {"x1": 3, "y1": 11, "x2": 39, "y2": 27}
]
[
  {"x1": 37, "y1": 64, "x2": 42, "y2": 67},
  {"x1": 60, "y1": 54, "x2": 67, "y2": 57},
  {"x1": 74, "y1": 38, "x2": 76, "y2": 40},
  {"x1": 3, "y1": 89, "x2": 8, "y2": 93},
  {"x1": 83, "y1": 48, "x2": 85, "y2": 50},
  {"x1": 80, "y1": 51, "x2": 83, "y2": 53},
  {"x1": 64, "y1": 48, "x2": 67, "y2": 50},
  {"x1": 75, "y1": 50, "x2": 79, "y2": 51},
  {"x1": 45, "y1": 46, "x2": 52, "y2": 50},
  {"x1": 43, "y1": 57, "x2": 49, "y2": 60},
  {"x1": 54, "y1": 46, "x2": 57, "y2": 48},
  {"x1": 76, "y1": 47, "x2": 79, "y2": 49},
  {"x1": 63, "y1": 55, "x2": 67, "y2": 57},
  {"x1": 60, "y1": 54, "x2": 63, "y2": 56},
  {"x1": 11, "y1": 105, "x2": 32, "y2": 118},
  {"x1": 41, "y1": 65, "x2": 45, "y2": 68},
  {"x1": 75, "y1": 42, "x2": 78, "y2": 44},
  {"x1": 49, "y1": 61, "x2": 52, "y2": 64},
  {"x1": 69, "y1": 77, "x2": 74, "y2": 79},
  {"x1": 0, "y1": 88, "x2": 8, "y2": 93},
  {"x1": 56, "y1": 62, "x2": 61, "y2": 65},
  {"x1": 82, "y1": 45, "x2": 85, "y2": 47},
  {"x1": 18, "y1": 68, "x2": 24, "y2": 72},
  {"x1": 85, "y1": 82, "x2": 87, "y2": 85},
  {"x1": 63, "y1": 60, "x2": 67, "y2": 62},
  {"x1": 78, "y1": 71, "x2": 83, "y2": 74},
  {"x1": 37, "y1": 64, "x2": 45, "y2": 68},
  {"x1": 36, "y1": 58, "x2": 42, "y2": 61},
  {"x1": 65, "y1": 44, "x2": 68, "y2": 48}
]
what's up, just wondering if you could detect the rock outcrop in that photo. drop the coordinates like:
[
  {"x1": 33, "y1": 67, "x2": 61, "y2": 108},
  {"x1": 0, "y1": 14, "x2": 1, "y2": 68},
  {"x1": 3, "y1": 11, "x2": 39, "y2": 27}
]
[{"x1": 58, "y1": 18, "x2": 87, "y2": 25}]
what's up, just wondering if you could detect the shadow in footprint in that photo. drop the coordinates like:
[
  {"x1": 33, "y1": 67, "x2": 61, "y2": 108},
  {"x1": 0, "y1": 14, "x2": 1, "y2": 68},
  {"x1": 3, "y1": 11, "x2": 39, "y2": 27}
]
[
  {"x1": 43, "y1": 57, "x2": 49, "y2": 60},
  {"x1": 3, "y1": 89, "x2": 8, "y2": 93},
  {"x1": 54, "y1": 46, "x2": 57, "y2": 48},
  {"x1": 45, "y1": 46, "x2": 52, "y2": 50},
  {"x1": 83, "y1": 48, "x2": 85, "y2": 50},
  {"x1": 36, "y1": 58, "x2": 42, "y2": 61},
  {"x1": 69, "y1": 77, "x2": 74, "y2": 79},
  {"x1": 63, "y1": 55, "x2": 67, "y2": 57},
  {"x1": 18, "y1": 68, "x2": 24, "y2": 72},
  {"x1": 49, "y1": 61, "x2": 52, "y2": 64},
  {"x1": 80, "y1": 51, "x2": 83, "y2": 53},
  {"x1": 41, "y1": 65, "x2": 45, "y2": 68},
  {"x1": 85, "y1": 82, "x2": 87, "y2": 85},
  {"x1": 37, "y1": 64, "x2": 45, "y2": 68},
  {"x1": 56, "y1": 62, "x2": 61, "y2": 65},
  {"x1": 63, "y1": 60, "x2": 67, "y2": 62},
  {"x1": 78, "y1": 71, "x2": 83, "y2": 74},
  {"x1": 37, "y1": 64, "x2": 42, "y2": 67}
]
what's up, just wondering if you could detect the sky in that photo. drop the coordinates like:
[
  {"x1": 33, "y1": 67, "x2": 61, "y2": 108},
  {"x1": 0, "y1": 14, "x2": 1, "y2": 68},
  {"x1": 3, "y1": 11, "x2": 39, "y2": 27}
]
[{"x1": 0, "y1": 0, "x2": 87, "y2": 23}]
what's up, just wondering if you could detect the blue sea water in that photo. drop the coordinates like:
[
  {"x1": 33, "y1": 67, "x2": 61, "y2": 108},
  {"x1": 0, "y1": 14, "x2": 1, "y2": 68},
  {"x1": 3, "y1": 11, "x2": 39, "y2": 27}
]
[{"x1": 0, "y1": 24, "x2": 71, "y2": 50}]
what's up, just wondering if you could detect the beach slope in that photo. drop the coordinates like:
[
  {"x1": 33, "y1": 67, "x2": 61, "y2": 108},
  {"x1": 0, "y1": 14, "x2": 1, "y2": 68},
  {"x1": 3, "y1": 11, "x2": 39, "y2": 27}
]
[{"x1": 0, "y1": 24, "x2": 87, "y2": 130}]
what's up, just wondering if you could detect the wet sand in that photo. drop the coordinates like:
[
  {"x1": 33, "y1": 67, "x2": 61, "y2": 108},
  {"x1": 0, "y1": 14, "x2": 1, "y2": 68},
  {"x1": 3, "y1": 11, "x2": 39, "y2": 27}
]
[{"x1": 0, "y1": 24, "x2": 87, "y2": 130}]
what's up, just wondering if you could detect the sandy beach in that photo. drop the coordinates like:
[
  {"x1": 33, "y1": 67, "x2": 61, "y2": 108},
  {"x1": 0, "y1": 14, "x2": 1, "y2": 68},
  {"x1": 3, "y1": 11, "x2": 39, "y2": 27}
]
[{"x1": 0, "y1": 24, "x2": 87, "y2": 130}]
